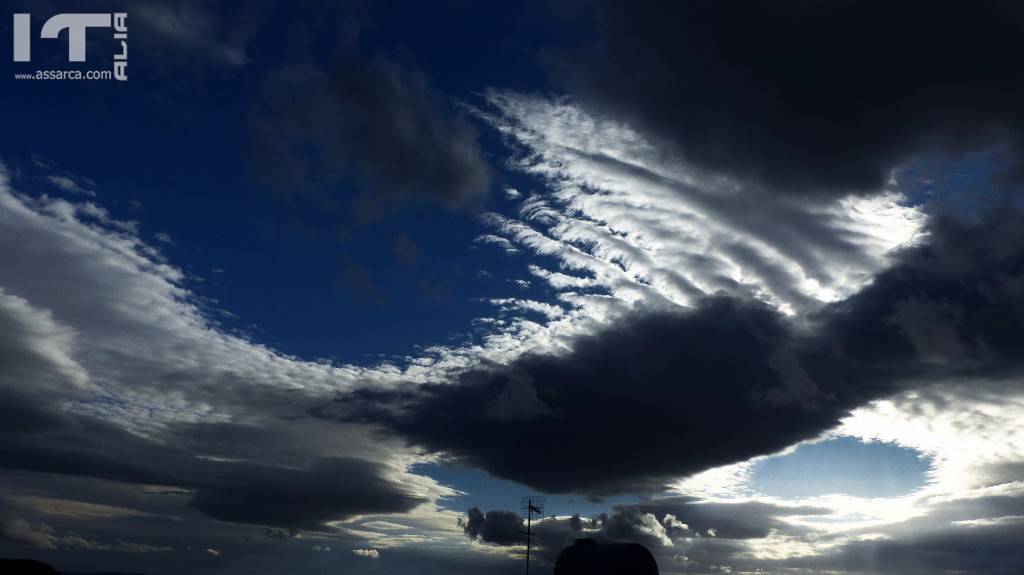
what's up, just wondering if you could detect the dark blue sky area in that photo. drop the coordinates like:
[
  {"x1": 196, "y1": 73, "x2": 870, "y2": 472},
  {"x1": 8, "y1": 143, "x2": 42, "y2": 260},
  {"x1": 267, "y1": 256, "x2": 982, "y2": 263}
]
[{"x1": 0, "y1": 1, "x2": 584, "y2": 362}]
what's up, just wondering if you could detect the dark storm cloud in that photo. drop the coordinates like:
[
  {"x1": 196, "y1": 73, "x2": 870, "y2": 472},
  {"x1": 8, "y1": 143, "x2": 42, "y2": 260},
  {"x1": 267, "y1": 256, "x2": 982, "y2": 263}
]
[
  {"x1": 460, "y1": 507, "x2": 582, "y2": 550},
  {"x1": 188, "y1": 457, "x2": 423, "y2": 530},
  {"x1": 0, "y1": 400, "x2": 424, "y2": 530},
  {"x1": 327, "y1": 205, "x2": 1024, "y2": 496},
  {"x1": 807, "y1": 203, "x2": 1024, "y2": 382},
  {"x1": 332, "y1": 297, "x2": 841, "y2": 495},
  {"x1": 460, "y1": 507, "x2": 524, "y2": 546},
  {"x1": 565, "y1": 1, "x2": 1024, "y2": 195},
  {"x1": 250, "y1": 53, "x2": 490, "y2": 215}
]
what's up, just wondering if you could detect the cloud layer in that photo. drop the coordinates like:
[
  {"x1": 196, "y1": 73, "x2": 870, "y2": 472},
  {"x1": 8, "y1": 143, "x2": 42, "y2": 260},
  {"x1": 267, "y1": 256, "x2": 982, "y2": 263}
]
[
  {"x1": 325, "y1": 92, "x2": 1024, "y2": 499},
  {"x1": 338, "y1": 200, "x2": 1024, "y2": 497},
  {"x1": 0, "y1": 170, "x2": 449, "y2": 534},
  {"x1": 566, "y1": 0, "x2": 1024, "y2": 195}
]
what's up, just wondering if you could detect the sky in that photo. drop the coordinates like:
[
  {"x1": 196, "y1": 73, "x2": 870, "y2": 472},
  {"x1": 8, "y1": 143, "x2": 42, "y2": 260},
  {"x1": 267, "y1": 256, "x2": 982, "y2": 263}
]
[{"x1": 1, "y1": 1, "x2": 1024, "y2": 574}]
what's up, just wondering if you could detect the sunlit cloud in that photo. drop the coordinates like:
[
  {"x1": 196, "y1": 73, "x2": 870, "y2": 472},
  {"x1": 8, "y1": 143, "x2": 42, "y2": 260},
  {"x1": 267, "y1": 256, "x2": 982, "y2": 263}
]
[{"x1": 476, "y1": 92, "x2": 927, "y2": 319}]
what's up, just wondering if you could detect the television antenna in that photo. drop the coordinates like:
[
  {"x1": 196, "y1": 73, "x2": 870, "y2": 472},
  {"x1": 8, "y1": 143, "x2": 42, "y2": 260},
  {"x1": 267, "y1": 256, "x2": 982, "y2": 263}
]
[{"x1": 520, "y1": 496, "x2": 545, "y2": 575}]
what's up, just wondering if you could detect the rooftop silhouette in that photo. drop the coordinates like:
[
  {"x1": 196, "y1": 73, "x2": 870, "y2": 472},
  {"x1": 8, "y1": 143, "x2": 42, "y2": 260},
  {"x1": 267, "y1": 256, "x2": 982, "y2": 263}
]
[{"x1": 554, "y1": 539, "x2": 659, "y2": 575}]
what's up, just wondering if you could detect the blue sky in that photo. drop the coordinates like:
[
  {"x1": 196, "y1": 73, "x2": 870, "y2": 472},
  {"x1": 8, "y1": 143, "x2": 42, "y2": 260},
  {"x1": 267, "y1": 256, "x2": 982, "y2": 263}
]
[
  {"x1": 0, "y1": 34, "x2": 516, "y2": 363},
  {"x1": 2, "y1": 2, "x2": 1024, "y2": 575},
  {"x1": 751, "y1": 438, "x2": 931, "y2": 500}
]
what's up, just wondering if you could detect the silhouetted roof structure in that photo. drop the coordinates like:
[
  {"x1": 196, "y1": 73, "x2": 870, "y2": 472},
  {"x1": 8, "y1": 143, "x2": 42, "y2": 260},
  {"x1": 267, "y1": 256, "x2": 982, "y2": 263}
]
[{"x1": 554, "y1": 539, "x2": 659, "y2": 575}]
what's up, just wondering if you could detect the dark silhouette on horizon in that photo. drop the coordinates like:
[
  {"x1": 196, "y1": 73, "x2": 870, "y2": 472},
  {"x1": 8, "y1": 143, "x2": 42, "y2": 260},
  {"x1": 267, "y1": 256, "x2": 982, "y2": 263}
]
[
  {"x1": 554, "y1": 539, "x2": 659, "y2": 575},
  {"x1": 0, "y1": 558, "x2": 144, "y2": 575},
  {"x1": 0, "y1": 559, "x2": 58, "y2": 575}
]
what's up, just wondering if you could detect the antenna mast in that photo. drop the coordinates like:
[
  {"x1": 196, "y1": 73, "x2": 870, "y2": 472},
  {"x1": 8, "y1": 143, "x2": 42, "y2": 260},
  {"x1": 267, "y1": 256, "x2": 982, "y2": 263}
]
[{"x1": 520, "y1": 496, "x2": 545, "y2": 575}]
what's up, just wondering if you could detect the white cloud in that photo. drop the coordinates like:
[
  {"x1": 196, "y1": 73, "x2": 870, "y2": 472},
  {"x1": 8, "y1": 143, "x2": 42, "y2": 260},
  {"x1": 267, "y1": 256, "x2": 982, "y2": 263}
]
[
  {"x1": 662, "y1": 514, "x2": 690, "y2": 534},
  {"x1": 636, "y1": 512, "x2": 674, "y2": 547},
  {"x1": 476, "y1": 92, "x2": 926, "y2": 320},
  {"x1": 474, "y1": 233, "x2": 519, "y2": 253},
  {"x1": 46, "y1": 175, "x2": 95, "y2": 197},
  {"x1": 339, "y1": 504, "x2": 467, "y2": 551},
  {"x1": 0, "y1": 180, "x2": 408, "y2": 433},
  {"x1": 352, "y1": 548, "x2": 380, "y2": 558},
  {"x1": 361, "y1": 521, "x2": 412, "y2": 531},
  {"x1": 952, "y1": 515, "x2": 1024, "y2": 528},
  {"x1": 487, "y1": 298, "x2": 564, "y2": 320},
  {"x1": 0, "y1": 287, "x2": 90, "y2": 392}
]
